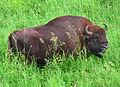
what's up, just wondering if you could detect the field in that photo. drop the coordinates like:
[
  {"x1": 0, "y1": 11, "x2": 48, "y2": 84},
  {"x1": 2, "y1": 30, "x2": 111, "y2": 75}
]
[{"x1": 0, "y1": 0, "x2": 120, "y2": 87}]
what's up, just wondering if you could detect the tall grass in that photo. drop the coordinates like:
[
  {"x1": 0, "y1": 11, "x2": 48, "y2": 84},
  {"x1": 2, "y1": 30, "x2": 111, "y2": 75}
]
[{"x1": 0, "y1": 0, "x2": 120, "y2": 87}]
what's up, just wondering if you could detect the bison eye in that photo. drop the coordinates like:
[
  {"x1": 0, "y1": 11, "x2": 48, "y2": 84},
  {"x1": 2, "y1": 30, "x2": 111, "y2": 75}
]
[
  {"x1": 85, "y1": 38, "x2": 90, "y2": 42},
  {"x1": 93, "y1": 37, "x2": 98, "y2": 42}
]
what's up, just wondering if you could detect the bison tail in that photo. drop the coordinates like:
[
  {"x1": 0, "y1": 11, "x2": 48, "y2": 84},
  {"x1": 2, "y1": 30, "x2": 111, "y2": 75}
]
[{"x1": 7, "y1": 34, "x2": 17, "y2": 56}]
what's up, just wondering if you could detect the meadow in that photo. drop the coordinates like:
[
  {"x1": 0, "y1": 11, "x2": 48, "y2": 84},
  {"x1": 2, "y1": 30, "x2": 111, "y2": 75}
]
[{"x1": 0, "y1": 0, "x2": 120, "y2": 87}]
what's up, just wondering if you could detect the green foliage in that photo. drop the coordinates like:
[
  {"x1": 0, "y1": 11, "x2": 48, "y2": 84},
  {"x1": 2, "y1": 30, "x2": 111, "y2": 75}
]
[{"x1": 0, "y1": 0, "x2": 120, "y2": 87}]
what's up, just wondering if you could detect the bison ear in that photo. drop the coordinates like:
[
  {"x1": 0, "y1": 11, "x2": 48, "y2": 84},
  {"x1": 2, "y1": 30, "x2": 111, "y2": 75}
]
[
  {"x1": 103, "y1": 24, "x2": 107, "y2": 31},
  {"x1": 85, "y1": 25, "x2": 93, "y2": 36}
]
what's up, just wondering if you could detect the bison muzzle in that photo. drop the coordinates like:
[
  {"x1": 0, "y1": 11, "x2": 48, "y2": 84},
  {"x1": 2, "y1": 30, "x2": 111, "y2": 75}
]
[{"x1": 8, "y1": 15, "x2": 108, "y2": 66}]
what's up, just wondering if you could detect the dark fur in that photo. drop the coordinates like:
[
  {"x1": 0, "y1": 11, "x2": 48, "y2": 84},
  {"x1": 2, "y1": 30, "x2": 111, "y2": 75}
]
[{"x1": 8, "y1": 15, "x2": 108, "y2": 66}]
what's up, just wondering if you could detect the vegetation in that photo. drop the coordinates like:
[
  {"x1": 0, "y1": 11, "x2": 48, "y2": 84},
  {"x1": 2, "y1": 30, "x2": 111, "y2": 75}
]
[{"x1": 0, "y1": 0, "x2": 120, "y2": 87}]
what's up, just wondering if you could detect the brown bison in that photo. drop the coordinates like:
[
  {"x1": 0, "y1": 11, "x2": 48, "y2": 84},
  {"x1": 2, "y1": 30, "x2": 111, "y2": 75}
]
[{"x1": 8, "y1": 15, "x2": 108, "y2": 66}]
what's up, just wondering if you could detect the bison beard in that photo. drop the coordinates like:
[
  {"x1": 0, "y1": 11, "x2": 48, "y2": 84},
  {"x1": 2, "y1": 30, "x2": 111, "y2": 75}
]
[{"x1": 8, "y1": 15, "x2": 108, "y2": 66}]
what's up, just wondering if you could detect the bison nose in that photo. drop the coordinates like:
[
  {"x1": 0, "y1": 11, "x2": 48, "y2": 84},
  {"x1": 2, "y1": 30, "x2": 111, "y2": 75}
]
[
  {"x1": 103, "y1": 43, "x2": 108, "y2": 49},
  {"x1": 105, "y1": 43, "x2": 108, "y2": 46}
]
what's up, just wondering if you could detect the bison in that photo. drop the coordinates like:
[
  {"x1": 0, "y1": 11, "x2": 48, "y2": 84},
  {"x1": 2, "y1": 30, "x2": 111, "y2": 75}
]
[{"x1": 8, "y1": 15, "x2": 108, "y2": 66}]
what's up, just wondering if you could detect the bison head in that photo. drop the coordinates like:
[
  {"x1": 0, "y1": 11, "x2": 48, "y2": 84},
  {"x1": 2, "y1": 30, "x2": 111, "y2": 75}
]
[{"x1": 84, "y1": 24, "x2": 108, "y2": 58}]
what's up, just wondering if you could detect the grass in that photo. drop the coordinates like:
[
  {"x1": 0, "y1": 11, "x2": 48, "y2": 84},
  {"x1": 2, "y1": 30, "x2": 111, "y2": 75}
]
[{"x1": 0, "y1": 0, "x2": 120, "y2": 87}]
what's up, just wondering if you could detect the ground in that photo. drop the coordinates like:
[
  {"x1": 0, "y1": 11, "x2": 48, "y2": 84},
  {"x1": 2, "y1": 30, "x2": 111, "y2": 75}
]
[{"x1": 0, "y1": 0, "x2": 120, "y2": 87}]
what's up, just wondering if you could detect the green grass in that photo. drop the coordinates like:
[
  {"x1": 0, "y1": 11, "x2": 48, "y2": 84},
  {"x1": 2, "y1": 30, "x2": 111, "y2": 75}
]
[{"x1": 0, "y1": 0, "x2": 120, "y2": 87}]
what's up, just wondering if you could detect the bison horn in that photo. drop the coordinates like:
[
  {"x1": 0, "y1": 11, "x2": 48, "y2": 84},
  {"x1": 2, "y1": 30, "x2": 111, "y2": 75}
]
[
  {"x1": 85, "y1": 25, "x2": 93, "y2": 35},
  {"x1": 103, "y1": 24, "x2": 107, "y2": 31}
]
